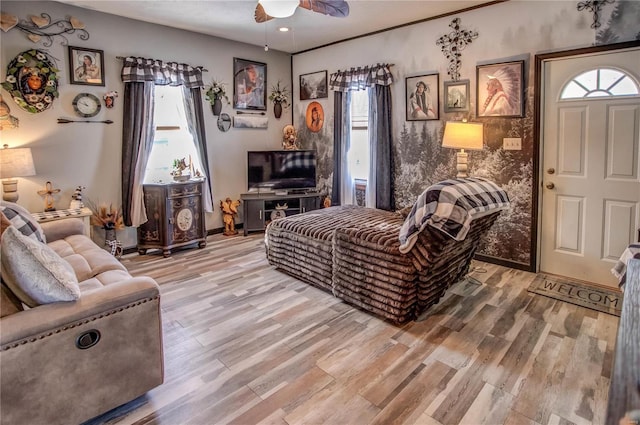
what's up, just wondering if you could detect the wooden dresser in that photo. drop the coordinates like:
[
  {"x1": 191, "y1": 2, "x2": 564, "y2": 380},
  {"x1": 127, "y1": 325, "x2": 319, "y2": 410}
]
[{"x1": 137, "y1": 180, "x2": 206, "y2": 257}]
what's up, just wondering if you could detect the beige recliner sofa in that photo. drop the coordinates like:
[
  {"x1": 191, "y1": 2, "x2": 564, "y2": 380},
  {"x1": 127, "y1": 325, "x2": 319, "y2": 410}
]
[{"x1": 0, "y1": 205, "x2": 164, "y2": 425}]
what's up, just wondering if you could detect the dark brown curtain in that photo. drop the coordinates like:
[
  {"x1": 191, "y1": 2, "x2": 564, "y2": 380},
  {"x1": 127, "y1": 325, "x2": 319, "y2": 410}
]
[
  {"x1": 371, "y1": 84, "x2": 394, "y2": 210},
  {"x1": 121, "y1": 82, "x2": 155, "y2": 226},
  {"x1": 331, "y1": 91, "x2": 344, "y2": 206}
]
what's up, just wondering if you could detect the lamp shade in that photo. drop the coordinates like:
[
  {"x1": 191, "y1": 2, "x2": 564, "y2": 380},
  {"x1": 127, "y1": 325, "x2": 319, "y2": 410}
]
[
  {"x1": 0, "y1": 146, "x2": 36, "y2": 178},
  {"x1": 259, "y1": 0, "x2": 299, "y2": 18},
  {"x1": 442, "y1": 121, "x2": 484, "y2": 150}
]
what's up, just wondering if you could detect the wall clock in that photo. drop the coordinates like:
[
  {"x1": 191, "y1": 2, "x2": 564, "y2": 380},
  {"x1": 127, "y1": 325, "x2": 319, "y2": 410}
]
[{"x1": 72, "y1": 92, "x2": 101, "y2": 117}]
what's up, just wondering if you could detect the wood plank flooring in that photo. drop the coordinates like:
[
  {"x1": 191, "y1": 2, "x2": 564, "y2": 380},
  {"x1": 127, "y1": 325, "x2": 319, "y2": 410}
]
[{"x1": 85, "y1": 234, "x2": 618, "y2": 425}]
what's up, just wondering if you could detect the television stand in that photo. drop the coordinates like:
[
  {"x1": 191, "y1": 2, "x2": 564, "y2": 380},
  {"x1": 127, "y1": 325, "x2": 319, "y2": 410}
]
[{"x1": 241, "y1": 192, "x2": 322, "y2": 236}]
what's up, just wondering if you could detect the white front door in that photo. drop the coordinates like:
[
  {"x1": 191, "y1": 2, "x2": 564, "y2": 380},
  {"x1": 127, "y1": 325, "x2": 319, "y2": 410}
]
[{"x1": 540, "y1": 48, "x2": 640, "y2": 288}]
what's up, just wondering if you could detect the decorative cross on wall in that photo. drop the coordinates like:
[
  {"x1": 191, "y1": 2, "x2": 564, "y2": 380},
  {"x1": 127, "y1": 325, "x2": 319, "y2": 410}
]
[
  {"x1": 436, "y1": 17, "x2": 479, "y2": 82},
  {"x1": 577, "y1": 0, "x2": 615, "y2": 29}
]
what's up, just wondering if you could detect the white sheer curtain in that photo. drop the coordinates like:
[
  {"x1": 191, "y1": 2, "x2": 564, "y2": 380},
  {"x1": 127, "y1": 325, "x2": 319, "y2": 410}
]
[{"x1": 340, "y1": 92, "x2": 355, "y2": 205}]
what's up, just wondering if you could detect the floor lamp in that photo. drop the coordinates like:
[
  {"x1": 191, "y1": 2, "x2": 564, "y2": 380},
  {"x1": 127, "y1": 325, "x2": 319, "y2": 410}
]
[
  {"x1": 0, "y1": 144, "x2": 36, "y2": 202},
  {"x1": 441, "y1": 121, "x2": 484, "y2": 178}
]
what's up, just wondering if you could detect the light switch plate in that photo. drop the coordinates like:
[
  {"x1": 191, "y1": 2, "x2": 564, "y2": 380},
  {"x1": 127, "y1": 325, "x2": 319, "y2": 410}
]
[{"x1": 503, "y1": 138, "x2": 522, "y2": 150}]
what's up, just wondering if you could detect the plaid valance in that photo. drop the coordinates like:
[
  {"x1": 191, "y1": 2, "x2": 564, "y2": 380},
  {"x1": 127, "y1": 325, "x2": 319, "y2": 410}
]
[
  {"x1": 329, "y1": 63, "x2": 393, "y2": 92},
  {"x1": 121, "y1": 57, "x2": 204, "y2": 88}
]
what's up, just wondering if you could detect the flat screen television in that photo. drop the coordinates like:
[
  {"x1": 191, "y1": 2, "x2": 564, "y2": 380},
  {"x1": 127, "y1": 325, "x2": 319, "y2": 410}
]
[{"x1": 247, "y1": 150, "x2": 317, "y2": 192}]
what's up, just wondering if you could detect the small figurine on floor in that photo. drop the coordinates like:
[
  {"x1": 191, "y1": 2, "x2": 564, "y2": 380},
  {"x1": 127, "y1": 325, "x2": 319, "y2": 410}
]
[
  {"x1": 220, "y1": 197, "x2": 241, "y2": 236},
  {"x1": 70, "y1": 185, "x2": 85, "y2": 209}
]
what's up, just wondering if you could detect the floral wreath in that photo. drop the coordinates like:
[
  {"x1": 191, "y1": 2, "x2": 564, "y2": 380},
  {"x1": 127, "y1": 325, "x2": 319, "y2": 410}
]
[{"x1": 1, "y1": 49, "x2": 59, "y2": 114}]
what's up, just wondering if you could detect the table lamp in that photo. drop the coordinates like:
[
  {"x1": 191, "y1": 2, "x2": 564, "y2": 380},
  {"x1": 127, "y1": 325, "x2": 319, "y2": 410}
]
[
  {"x1": 0, "y1": 144, "x2": 36, "y2": 202},
  {"x1": 441, "y1": 121, "x2": 484, "y2": 178}
]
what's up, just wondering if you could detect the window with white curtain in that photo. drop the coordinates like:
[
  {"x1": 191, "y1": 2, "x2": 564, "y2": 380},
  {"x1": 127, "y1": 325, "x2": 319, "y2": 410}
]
[
  {"x1": 144, "y1": 85, "x2": 204, "y2": 183},
  {"x1": 349, "y1": 90, "x2": 370, "y2": 206}
]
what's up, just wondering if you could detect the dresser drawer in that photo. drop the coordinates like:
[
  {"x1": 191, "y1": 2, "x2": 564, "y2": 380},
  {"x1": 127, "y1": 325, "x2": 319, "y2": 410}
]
[{"x1": 168, "y1": 182, "x2": 202, "y2": 198}]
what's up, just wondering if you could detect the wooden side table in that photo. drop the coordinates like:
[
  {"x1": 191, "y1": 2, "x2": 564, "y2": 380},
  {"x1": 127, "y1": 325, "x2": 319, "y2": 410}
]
[{"x1": 31, "y1": 207, "x2": 93, "y2": 237}]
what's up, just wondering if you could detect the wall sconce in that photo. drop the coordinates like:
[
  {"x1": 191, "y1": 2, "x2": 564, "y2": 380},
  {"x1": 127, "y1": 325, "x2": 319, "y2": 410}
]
[
  {"x1": 441, "y1": 121, "x2": 484, "y2": 178},
  {"x1": 0, "y1": 144, "x2": 36, "y2": 202}
]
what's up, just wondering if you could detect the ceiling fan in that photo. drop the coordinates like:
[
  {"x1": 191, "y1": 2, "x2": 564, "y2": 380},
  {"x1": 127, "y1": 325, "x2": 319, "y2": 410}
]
[{"x1": 255, "y1": 0, "x2": 350, "y2": 23}]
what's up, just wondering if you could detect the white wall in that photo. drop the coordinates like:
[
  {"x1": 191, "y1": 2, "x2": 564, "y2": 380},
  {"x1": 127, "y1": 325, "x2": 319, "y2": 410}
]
[
  {"x1": 291, "y1": 1, "x2": 597, "y2": 134},
  {"x1": 0, "y1": 1, "x2": 292, "y2": 247}
]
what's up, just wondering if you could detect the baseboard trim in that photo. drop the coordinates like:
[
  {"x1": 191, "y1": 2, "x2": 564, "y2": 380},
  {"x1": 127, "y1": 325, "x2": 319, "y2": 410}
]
[
  {"x1": 474, "y1": 254, "x2": 532, "y2": 272},
  {"x1": 122, "y1": 224, "x2": 245, "y2": 255}
]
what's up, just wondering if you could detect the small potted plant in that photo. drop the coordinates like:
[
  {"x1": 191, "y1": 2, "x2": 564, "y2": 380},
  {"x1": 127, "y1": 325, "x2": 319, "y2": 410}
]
[
  {"x1": 171, "y1": 157, "x2": 191, "y2": 181},
  {"x1": 205, "y1": 79, "x2": 230, "y2": 116},
  {"x1": 268, "y1": 81, "x2": 290, "y2": 119}
]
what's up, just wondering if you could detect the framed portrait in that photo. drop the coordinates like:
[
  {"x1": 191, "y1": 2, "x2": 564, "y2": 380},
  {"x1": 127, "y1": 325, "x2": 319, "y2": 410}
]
[
  {"x1": 68, "y1": 46, "x2": 105, "y2": 86},
  {"x1": 476, "y1": 60, "x2": 524, "y2": 117},
  {"x1": 305, "y1": 101, "x2": 324, "y2": 133},
  {"x1": 233, "y1": 58, "x2": 267, "y2": 111},
  {"x1": 443, "y1": 79, "x2": 470, "y2": 113},
  {"x1": 406, "y1": 73, "x2": 439, "y2": 121},
  {"x1": 300, "y1": 70, "x2": 328, "y2": 100}
]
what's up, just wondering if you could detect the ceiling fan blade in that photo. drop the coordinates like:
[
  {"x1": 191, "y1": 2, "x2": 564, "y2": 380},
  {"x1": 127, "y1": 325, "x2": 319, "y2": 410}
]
[
  {"x1": 299, "y1": 0, "x2": 349, "y2": 18},
  {"x1": 254, "y1": 3, "x2": 274, "y2": 23}
]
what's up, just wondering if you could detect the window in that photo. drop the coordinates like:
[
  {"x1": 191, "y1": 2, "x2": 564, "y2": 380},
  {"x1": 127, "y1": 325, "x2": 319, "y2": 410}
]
[
  {"x1": 144, "y1": 85, "x2": 204, "y2": 183},
  {"x1": 560, "y1": 68, "x2": 639, "y2": 99},
  {"x1": 349, "y1": 90, "x2": 370, "y2": 206},
  {"x1": 349, "y1": 90, "x2": 369, "y2": 180}
]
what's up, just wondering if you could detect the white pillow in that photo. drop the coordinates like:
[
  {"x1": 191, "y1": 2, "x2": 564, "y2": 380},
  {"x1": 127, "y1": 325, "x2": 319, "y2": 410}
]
[{"x1": 1, "y1": 226, "x2": 80, "y2": 307}]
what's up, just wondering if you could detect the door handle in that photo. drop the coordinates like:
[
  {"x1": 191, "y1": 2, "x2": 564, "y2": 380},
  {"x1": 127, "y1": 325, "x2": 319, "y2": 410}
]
[
  {"x1": 547, "y1": 168, "x2": 555, "y2": 174},
  {"x1": 546, "y1": 182, "x2": 555, "y2": 189}
]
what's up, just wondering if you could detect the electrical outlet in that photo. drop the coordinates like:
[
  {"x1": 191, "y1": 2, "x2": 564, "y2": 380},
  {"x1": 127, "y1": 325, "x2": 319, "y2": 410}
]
[{"x1": 503, "y1": 138, "x2": 522, "y2": 150}]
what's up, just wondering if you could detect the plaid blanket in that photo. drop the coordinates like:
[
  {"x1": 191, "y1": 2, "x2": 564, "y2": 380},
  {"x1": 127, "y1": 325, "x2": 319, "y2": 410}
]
[
  {"x1": 398, "y1": 178, "x2": 510, "y2": 253},
  {"x1": 612, "y1": 243, "x2": 640, "y2": 289},
  {"x1": 279, "y1": 150, "x2": 315, "y2": 172}
]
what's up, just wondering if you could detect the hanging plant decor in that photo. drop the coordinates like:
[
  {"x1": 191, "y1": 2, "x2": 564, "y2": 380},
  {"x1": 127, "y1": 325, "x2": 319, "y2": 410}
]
[{"x1": 1, "y1": 49, "x2": 59, "y2": 114}]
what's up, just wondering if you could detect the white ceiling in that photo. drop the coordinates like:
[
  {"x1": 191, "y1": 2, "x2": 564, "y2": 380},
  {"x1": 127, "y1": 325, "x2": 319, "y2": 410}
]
[{"x1": 54, "y1": 0, "x2": 497, "y2": 54}]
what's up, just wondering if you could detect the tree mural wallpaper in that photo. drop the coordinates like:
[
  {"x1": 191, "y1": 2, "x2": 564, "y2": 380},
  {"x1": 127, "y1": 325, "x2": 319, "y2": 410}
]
[{"x1": 298, "y1": 88, "x2": 535, "y2": 267}]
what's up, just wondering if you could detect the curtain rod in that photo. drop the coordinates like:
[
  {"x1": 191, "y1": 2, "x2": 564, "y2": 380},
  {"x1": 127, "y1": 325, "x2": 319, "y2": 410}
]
[{"x1": 116, "y1": 56, "x2": 208, "y2": 72}]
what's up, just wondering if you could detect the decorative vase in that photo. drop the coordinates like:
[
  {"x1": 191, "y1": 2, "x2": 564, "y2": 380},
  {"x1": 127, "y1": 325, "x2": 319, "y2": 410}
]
[
  {"x1": 274, "y1": 101, "x2": 282, "y2": 119},
  {"x1": 212, "y1": 98, "x2": 222, "y2": 116},
  {"x1": 105, "y1": 228, "x2": 116, "y2": 243}
]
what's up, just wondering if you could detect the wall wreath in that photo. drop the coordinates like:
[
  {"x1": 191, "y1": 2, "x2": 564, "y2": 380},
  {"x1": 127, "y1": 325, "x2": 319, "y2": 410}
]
[{"x1": 1, "y1": 49, "x2": 59, "y2": 114}]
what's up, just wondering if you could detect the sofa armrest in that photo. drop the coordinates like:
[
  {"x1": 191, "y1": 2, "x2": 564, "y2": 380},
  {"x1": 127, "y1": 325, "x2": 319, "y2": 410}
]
[
  {"x1": 40, "y1": 218, "x2": 85, "y2": 243},
  {"x1": 0, "y1": 277, "x2": 159, "y2": 346}
]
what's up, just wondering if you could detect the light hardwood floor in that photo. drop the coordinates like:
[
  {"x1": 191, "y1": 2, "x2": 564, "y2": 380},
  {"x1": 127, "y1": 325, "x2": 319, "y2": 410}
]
[{"x1": 85, "y1": 233, "x2": 618, "y2": 425}]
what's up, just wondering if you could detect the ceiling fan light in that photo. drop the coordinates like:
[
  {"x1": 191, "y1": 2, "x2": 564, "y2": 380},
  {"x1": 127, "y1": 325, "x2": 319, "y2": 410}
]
[{"x1": 259, "y1": 0, "x2": 299, "y2": 18}]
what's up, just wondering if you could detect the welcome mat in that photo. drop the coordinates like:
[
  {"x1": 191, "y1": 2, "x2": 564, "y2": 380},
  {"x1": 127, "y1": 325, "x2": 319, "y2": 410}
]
[{"x1": 528, "y1": 274, "x2": 623, "y2": 317}]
